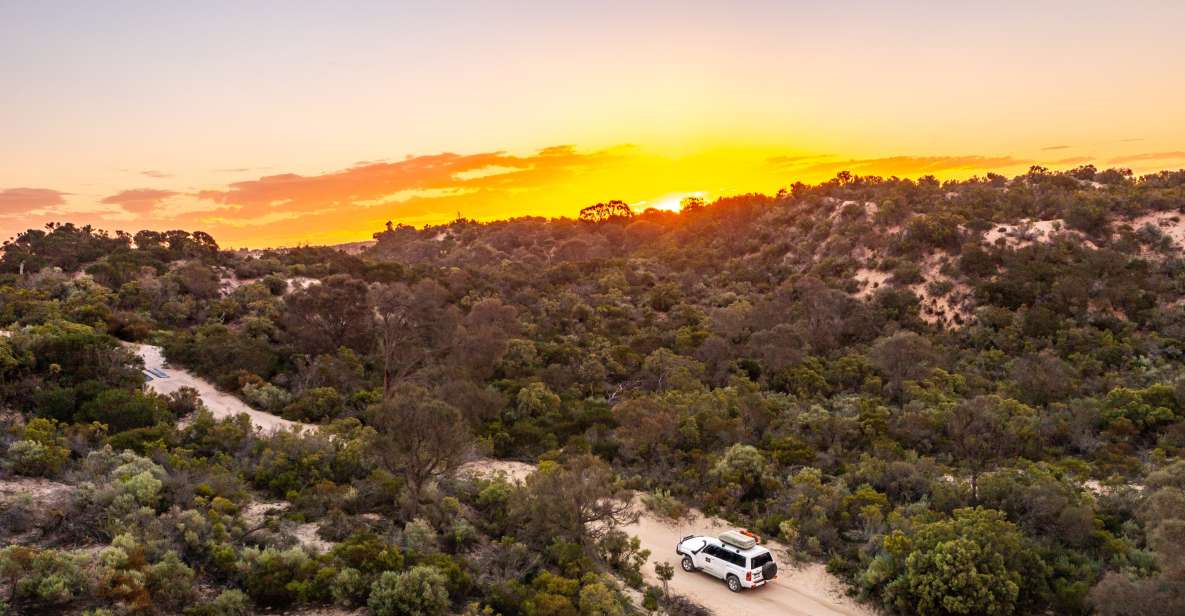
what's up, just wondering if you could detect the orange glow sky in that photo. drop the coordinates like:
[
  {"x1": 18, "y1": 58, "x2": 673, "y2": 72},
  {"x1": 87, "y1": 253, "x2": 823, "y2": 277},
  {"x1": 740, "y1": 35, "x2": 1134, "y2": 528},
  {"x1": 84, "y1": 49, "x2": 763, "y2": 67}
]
[{"x1": 3, "y1": 2, "x2": 1185, "y2": 247}]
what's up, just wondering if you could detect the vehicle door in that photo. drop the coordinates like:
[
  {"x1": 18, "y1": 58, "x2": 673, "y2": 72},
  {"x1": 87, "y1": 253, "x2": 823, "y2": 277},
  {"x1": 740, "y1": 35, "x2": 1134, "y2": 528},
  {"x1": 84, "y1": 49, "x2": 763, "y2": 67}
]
[
  {"x1": 699, "y1": 545, "x2": 726, "y2": 578},
  {"x1": 720, "y1": 549, "x2": 744, "y2": 580}
]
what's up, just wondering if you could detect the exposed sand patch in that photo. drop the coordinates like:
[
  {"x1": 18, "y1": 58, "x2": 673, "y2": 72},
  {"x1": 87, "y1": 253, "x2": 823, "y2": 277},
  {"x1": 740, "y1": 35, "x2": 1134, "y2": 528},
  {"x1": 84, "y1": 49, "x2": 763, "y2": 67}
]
[
  {"x1": 219, "y1": 274, "x2": 247, "y2": 297},
  {"x1": 291, "y1": 522, "x2": 334, "y2": 553},
  {"x1": 853, "y1": 268, "x2": 891, "y2": 300},
  {"x1": 241, "y1": 500, "x2": 288, "y2": 528},
  {"x1": 983, "y1": 218, "x2": 1096, "y2": 250},
  {"x1": 129, "y1": 343, "x2": 311, "y2": 434},
  {"x1": 984, "y1": 219, "x2": 1062, "y2": 248},
  {"x1": 911, "y1": 253, "x2": 973, "y2": 327},
  {"x1": 828, "y1": 201, "x2": 878, "y2": 225},
  {"x1": 284, "y1": 608, "x2": 365, "y2": 616},
  {"x1": 457, "y1": 458, "x2": 538, "y2": 484},
  {"x1": 286, "y1": 277, "x2": 321, "y2": 294},
  {"x1": 1130, "y1": 211, "x2": 1185, "y2": 249},
  {"x1": 240, "y1": 499, "x2": 333, "y2": 552},
  {"x1": 0, "y1": 476, "x2": 75, "y2": 503},
  {"x1": 0, "y1": 476, "x2": 77, "y2": 543}
]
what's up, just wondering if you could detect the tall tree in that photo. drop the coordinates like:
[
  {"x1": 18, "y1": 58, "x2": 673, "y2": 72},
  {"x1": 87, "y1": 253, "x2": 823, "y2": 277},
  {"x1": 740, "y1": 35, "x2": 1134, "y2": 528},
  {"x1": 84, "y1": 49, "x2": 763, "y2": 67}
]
[
  {"x1": 945, "y1": 395, "x2": 1037, "y2": 501},
  {"x1": 283, "y1": 274, "x2": 373, "y2": 356},
  {"x1": 368, "y1": 384, "x2": 470, "y2": 515},
  {"x1": 512, "y1": 454, "x2": 636, "y2": 547},
  {"x1": 578, "y1": 200, "x2": 634, "y2": 223},
  {"x1": 370, "y1": 279, "x2": 456, "y2": 398}
]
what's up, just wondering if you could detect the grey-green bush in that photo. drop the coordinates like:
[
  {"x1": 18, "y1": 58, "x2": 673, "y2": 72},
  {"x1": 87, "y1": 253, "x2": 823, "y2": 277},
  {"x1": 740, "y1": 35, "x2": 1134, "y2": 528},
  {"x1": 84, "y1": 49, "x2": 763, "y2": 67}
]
[{"x1": 368, "y1": 565, "x2": 449, "y2": 616}]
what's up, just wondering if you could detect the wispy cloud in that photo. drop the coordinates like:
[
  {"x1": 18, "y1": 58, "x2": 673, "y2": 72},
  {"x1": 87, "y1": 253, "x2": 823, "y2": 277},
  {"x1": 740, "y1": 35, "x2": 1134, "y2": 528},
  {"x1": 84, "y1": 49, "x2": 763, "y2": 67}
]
[
  {"x1": 1047, "y1": 156, "x2": 1094, "y2": 166},
  {"x1": 1041, "y1": 145, "x2": 1071, "y2": 151},
  {"x1": 140, "y1": 170, "x2": 172, "y2": 179},
  {"x1": 766, "y1": 154, "x2": 833, "y2": 168},
  {"x1": 193, "y1": 145, "x2": 628, "y2": 224},
  {"x1": 1107, "y1": 151, "x2": 1185, "y2": 165},
  {"x1": 0, "y1": 187, "x2": 70, "y2": 216},
  {"x1": 100, "y1": 188, "x2": 180, "y2": 215},
  {"x1": 786, "y1": 155, "x2": 1032, "y2": 177}
]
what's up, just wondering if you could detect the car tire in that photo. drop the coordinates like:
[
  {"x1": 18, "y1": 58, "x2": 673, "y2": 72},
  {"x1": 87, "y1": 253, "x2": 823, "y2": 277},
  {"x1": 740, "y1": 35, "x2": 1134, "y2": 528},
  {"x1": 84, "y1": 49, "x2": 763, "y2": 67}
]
[
  {"x1": 681, "y1": 556, "x2": 696, "y2": 572},
  {"x1": 727, "y1": 575, "x2": 741, "y2": 592}
]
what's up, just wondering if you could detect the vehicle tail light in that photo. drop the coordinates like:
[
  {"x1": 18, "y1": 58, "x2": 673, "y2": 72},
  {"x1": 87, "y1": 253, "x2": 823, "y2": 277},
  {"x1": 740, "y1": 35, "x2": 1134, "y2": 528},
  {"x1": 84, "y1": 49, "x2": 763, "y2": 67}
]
[{"x1": 746, "y1": 571, "x2": 752, "y2": 582}]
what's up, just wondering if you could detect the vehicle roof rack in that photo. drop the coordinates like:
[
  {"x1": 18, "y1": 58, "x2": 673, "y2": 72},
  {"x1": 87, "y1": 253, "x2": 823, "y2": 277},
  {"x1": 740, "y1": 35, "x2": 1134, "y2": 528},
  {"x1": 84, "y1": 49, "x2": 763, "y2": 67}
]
[{"x1": 718, "y1": 530, "x2": 757, "y2": 550}]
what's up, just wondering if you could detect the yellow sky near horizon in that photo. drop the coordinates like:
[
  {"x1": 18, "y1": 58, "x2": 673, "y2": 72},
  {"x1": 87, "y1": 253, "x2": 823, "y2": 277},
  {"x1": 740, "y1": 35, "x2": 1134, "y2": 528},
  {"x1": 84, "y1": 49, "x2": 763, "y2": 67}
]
[
  {"x1": 3, "y1": 2, "x2": 1185, "y2": 247},
  {"x1": 5, "y1": 142, "x2": 1185, "y2": 249}
]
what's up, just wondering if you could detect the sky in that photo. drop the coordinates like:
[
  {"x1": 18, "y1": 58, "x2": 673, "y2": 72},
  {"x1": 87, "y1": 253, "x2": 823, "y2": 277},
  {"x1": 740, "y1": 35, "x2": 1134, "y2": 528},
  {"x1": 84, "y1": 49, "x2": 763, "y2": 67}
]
[{"x1": 3, "y1": 1, "x2": 1185, "y2": 248}]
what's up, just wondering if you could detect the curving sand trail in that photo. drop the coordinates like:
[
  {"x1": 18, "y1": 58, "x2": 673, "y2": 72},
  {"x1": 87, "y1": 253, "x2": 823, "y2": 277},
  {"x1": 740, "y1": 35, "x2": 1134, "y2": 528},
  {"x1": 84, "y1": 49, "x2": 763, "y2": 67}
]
[
  {"x1": 468, "y1": 459, "x2": 878, "y2": 616},
  {"x1": 130, "y1": 343, "x2": 310, "y2": 434}
]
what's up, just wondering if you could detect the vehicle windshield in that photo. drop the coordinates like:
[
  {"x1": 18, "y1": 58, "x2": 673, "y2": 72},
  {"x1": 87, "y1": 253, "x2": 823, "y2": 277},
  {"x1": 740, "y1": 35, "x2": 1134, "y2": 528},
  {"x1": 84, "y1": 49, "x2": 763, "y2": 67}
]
[{"x1": 750, "y1": 552, "x2": 773, "y2": 568}]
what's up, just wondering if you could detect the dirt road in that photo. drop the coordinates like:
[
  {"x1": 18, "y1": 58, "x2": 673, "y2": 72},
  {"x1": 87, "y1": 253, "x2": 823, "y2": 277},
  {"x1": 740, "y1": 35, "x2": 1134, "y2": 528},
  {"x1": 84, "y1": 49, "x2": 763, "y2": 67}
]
[
  {"x1": 469, "y1": 460, "x2": 877, "y2": 616},
  {"x1": 130, "y1": 343, "x2": 310, "y2": 433},
  {"x1": 626, "y1": 507, "x2": 876, "y2": 616}
]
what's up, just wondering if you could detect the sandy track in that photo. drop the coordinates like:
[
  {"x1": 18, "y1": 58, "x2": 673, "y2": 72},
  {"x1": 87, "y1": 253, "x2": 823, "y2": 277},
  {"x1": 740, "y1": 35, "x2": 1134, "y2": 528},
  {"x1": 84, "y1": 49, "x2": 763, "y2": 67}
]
[
  {"x1": 627, "y1": 507, "x2": 876, "y2": 616},
  {"x1": 469, "y1": 460, "x2": 877, "y2": 616},
  {"x1": 130, "y1": 343, "x2": 310, "y2": 434}
]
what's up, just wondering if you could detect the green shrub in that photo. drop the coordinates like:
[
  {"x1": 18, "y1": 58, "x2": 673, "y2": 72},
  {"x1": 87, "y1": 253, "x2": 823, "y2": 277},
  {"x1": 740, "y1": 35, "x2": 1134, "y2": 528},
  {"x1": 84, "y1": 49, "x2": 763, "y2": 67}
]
[
  {"x1": 6, "y1": 417, "x2": 70, "y2": 477},
  {"x1": 282, "y1": 386, "x2": 345, "y2": 422},
  {"x1": 332, "y1": 567, "x2": 369, "y2": 606},
  {"x1": 184, "y1": 589, "x2": 252, "y2": 616},
  {"x1": 641, "y1": 489, "x2": 688, "y2": 520},
  {"x1": 78, "y1": 388, "x2": 169, "y2": 433},
  {"x1": 147, "y1": 551, "x2": 196, "y2": 611},
  {"x1": 0, "y1": 545, "x2": 89, "y2": 608},
  {"x1": 238, "y1": 546, "x2": 317, "y2": 608},
  {"x1": 368, "y1": 565, "x2": 450, "y2": 616},
  {"x1": 403, "y1": 517, "x2": 439, "y2": 554},
  {"x1": 6, "y1": 439, "x2": 69, "y2": 477}
]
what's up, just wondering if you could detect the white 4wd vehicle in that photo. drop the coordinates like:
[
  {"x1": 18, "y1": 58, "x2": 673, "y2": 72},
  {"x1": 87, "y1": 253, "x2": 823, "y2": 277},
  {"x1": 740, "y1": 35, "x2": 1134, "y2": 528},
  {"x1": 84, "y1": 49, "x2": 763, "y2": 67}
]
[{"x1": 676, "y1": 530, "x2": 778, "y2": 592}]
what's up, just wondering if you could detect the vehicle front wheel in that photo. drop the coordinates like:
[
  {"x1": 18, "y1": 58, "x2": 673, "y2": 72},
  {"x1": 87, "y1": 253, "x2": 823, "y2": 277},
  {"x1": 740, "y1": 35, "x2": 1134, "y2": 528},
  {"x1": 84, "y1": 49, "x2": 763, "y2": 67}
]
[
  {"x1": 727, "y1": 575, "x2": 741, "y2": 592},
  {"x1": 681, "y1": 556, "x2": 696, "y2": 572}
]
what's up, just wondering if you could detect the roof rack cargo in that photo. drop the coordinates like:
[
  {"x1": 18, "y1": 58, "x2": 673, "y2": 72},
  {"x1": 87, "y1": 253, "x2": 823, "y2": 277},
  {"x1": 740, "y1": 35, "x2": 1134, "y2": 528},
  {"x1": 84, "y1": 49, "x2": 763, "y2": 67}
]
[{"x1": 718, "y1": 530, "x2": 757, "y2": 550}]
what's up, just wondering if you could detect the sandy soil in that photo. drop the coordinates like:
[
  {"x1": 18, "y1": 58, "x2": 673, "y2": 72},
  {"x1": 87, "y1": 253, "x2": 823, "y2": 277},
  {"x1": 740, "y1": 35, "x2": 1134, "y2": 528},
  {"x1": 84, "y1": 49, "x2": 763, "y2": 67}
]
[
  {"x1": 911, "y1": 253, "x2": 973, "y2": 327},
  {"x1": 0, "y1": 476, "x2": 75, "y2": 503},
  {"x1": 286, "y1": 277, "x2": 321, "y2": 294},
  {"x1": 853, "y1": 268, "x2": 891, "y2": 300},
  {"x1": 241, "y1": 500, "x2": 288, "y2": 527},
  {"x1": 283, "y1": 608, "x2": 365, "y2": 616},
  {"x1": 290, "y1": 522, "x2": 334, "y2": 553},
  {"x1": 1131, "y1": 212, "x2": 1185, "y2": 249},
  {"x1": 457, "y1": 458, "x2": 538, "y2": 484},
  {"x1": 465, "y1": 460, "x2": 877, "y2": 616},
  {"x1": 130, "y1": 343, "x2": 310, "y2": 434},
  {"x1": 982, "y1": 218, "x2": 1094, "y2": 250}
]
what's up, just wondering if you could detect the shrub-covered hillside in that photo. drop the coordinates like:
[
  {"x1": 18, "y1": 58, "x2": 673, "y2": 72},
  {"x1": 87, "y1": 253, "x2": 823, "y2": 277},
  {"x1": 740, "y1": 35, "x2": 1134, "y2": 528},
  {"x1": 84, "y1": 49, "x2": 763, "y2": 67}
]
[{"x1": 3, "y1": 165, "x2": 1185, "y2": 615}]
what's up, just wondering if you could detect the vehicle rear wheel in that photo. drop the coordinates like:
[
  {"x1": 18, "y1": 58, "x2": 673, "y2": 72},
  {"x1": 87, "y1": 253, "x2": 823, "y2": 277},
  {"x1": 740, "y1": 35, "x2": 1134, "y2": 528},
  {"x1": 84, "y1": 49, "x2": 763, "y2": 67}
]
[
  {"x1": 727, "y1": 574, "x2": 741, "y2": 592},
  {"x1": 681, "y1": 556, "x2": 696, "y2": 572}
]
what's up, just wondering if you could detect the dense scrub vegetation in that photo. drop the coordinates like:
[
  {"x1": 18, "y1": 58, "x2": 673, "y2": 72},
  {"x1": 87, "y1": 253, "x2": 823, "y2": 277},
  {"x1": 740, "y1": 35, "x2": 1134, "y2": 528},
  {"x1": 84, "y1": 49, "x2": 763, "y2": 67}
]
[{"x1": 3, "y1": 164, "x2": 1185, "y2": 614}]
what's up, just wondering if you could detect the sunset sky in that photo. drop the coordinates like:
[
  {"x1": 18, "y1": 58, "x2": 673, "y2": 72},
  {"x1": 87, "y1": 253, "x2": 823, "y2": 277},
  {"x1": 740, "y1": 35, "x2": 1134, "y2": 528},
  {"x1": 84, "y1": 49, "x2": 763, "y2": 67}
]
[{"x1": 3, "y1": 1, "x2": 1185, "y2": 247}]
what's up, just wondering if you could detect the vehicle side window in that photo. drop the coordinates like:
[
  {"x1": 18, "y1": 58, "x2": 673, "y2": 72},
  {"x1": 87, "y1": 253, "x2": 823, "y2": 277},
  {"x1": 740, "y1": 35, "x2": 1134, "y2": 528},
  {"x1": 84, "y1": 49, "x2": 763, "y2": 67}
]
[
  {"x1": 704, "y1": 545, "x2": 721, "y2": 557},
  {"x1": 750, "y1": 553, "x2": 772, "y2": 568},
  {"x1": 722, "y1": 551, "x2": 744, "y2": 567}
]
